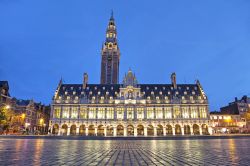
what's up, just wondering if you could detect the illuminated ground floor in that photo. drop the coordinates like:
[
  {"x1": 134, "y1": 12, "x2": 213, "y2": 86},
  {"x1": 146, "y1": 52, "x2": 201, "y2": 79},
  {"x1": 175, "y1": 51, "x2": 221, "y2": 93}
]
[{"x1": 50, "y1": 120, "x2": 212, "y2": 136}]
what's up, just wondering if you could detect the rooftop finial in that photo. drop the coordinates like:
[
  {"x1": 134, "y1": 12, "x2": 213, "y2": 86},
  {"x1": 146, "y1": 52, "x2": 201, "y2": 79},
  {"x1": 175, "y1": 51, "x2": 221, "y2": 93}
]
[{"x1": 110, "y1": 10, "x2": 114, "y2": 20}]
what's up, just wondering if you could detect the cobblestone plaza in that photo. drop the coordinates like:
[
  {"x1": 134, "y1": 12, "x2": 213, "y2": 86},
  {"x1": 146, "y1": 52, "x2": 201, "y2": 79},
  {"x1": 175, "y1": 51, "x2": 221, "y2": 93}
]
[{"x1": 0, "y1": 137, "x2": 250, "y2": 165}]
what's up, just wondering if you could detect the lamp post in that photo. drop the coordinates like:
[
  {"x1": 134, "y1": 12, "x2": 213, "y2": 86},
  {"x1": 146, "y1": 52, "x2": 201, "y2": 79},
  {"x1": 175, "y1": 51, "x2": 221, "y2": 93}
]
[
  {"x1": 25, "y1": 122, "x2": 30, "y2": 134},
  {"x1": 39, "y1": 118, "x2": 44, "y2": 135},
  {"x1": 20, "y1": 113, "x2": 26, "y2": 133}
]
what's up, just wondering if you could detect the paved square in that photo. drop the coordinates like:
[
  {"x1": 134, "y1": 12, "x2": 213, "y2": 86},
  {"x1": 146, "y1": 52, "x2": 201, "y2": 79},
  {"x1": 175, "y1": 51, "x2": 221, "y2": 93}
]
[{"x1": 0, "y1": 137, "x2": 249, "y2": 165}]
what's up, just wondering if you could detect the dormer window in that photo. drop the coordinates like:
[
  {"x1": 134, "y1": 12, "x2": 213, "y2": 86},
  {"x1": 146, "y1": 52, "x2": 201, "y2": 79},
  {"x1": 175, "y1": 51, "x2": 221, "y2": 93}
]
[
  {"x1": 71, "y1": 87, "x2": 73, "y2": 90},
  {"x1": 163, "y1": 87, "x2": 165, "y2": 90},
  {"x1": 192, "y1": 91, "x2": 195, "y2": 95},
  {"x1": 187, "y1": 87, "x2": 189, "y2": 90},
  {"x1": 194, "y1": 87, "x2": 197, "y2": 90},
  {"x1": 184, "y1": 91, "x2": 187, "y2": 95},
  {"x1": 73, "y1": 91, "x2": 76, "y2": 95},
  {"x1": 155, "y1": 87, "x2": 157, "y2": 90},
  {"x1": 106, "y1": 91, "x2": 109, "y2": 95},
  {"x1": 176, "y1": 91, "x2": 179, "y2": 95},
  {"x1": 168, "y1": 91, "x2": 171, "y2": 95},
  {"x1": 79, "y1": 87, "x2": 81, "y2": 90},
  {"x1": 171, "y1": 87, "x2": 173, "y2": 90},
  {"x1": 87, "y1": 87, "x2": 89, "y2": 90},
  {"x1": 98, "y1": 91, "x2": 101, "y2": 95},
  {"x1": 151, "y1": 91, "x2": 154, "y2": 95},
  {"x1": 95, "y1": 86, "x2": 97, "y2": 90},
  {"x1": 159, "y1": 91, "x2": 162, "y2": 95},
  {"x1": 111, "y1": 87, "x2": 113, "y2": 90},
  {"x1": 146, "y1": 87, "x2": 149, "y2": 90},
  {"x1": 103, "y1": 87, "x2": 105, "y2": 90},
  {"x1": 65, "y1": 91, "x2": 68, "y2": 95}
]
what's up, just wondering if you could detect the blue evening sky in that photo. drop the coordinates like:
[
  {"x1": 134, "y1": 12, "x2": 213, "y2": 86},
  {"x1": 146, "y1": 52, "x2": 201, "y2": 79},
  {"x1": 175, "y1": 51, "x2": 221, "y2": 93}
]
[{"x1": 0, "y1": 0, "x2": 250, "y2": 111}]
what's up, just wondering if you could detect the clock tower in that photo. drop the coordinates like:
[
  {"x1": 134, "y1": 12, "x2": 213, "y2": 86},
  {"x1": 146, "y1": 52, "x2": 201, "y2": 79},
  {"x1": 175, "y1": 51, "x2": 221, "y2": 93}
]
[{"x1": 100, "y1": 12, "x2": 120, "y2": 84}]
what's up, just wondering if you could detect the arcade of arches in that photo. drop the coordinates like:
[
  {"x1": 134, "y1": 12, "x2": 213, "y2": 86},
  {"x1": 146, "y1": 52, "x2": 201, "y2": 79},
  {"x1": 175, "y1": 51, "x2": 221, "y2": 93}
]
[{"x1": 51, "y1": 123, "x2": 211, "y2": 136}]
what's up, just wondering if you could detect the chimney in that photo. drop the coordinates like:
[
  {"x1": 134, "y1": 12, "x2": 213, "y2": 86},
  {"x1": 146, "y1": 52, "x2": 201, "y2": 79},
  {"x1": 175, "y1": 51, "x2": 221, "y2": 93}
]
[
  {"x1": 83, "y1": 73, "x2": 88, "y2": 89},
  {"x1": 171, "y1": 72, "x2": 177, "y2": 89}
]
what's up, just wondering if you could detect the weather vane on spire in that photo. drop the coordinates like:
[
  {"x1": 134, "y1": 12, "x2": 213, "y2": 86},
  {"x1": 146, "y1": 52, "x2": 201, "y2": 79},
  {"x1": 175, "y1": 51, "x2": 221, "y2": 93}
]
[{"x1": 111, "y1": 9, "x2": 114, "y2": 19}]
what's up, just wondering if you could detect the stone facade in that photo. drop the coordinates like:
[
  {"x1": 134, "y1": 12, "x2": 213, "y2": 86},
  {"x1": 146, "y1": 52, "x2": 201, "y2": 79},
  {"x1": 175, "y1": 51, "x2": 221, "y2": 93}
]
[
  {"x1": 49, "y1": 13, "x2": 211, "y2": 136},
  {"x1": 210, "y1": 113, "x2": 246, "y2": 134}
]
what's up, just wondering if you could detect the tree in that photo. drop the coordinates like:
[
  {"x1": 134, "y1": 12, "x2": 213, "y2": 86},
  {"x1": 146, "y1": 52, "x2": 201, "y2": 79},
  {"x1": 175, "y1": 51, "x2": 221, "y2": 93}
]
[{"x1": 0, "y1": 106, "x2": 7, "y2": 124}]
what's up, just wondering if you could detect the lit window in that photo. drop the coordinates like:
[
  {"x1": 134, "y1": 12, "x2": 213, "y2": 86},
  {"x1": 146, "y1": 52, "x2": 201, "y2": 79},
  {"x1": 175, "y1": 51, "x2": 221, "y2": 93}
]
[
  {"x1": 182, "y1": 107, "x2": 189, "y2": 118},
  {"x1": 190, "y1": 107, "x2": 198, "y2": 118},
  {"x1": 147, "y1": 108, "x2": 154, "y2": 119},
  {"x1": 165, "y1": 107, "x2": 172, "y2": 119},
  {"x1": 79, "y1": 107, "x2": 87, "y2": 119},
  {"x1": 97, "y1": 108, "x2": 105, "y2": 119},
  {"x1": 173, "y1": 107, "x2": 181, "y2": 118},
  {"x1": 88, "y1": 108, "x2": 96, "y2": 119},
  {"x1": 199, "y1": 107, "x2": 207, "y2": 118},
  {"x1": 117, "y1": 107, "x2": 124, "y2": 119},
  {"x1": 71, "y1": 107, "x2": 78, "y2": 119},
  {"x1": 155, "y1": 108, "x2": 163, "y2": 119},
  {"x1": 107, "y1": 108, "x2": 114, "y2": 119},
  {"x1": 54, "y1": 107, "x2": 61, "y2": 118},
  {"x1": 62, "y1": 107, "x2": 70, "y2": 118}
]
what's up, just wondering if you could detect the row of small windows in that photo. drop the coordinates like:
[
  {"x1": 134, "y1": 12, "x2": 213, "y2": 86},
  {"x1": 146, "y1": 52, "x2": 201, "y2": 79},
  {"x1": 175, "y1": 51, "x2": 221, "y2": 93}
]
[
  {"x1": 62, "y1": 86, "x2": 198, "y2": 92},
  {"x1": 58, "y1": 95, "x2": 202, "y2": 101},
  {"x1": 63, "y1": 91, "x2": 197, "y2": 96},
  {"x1": 53, "y1": 107, "x2": 207, "y2": 119}
]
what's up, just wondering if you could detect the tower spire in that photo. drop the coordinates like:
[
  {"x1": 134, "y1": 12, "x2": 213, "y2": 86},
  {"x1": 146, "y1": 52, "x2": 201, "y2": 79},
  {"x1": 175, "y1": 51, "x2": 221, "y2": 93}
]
[
  {"x1": 100, "y1": 13, "x2": 120, "y2": 84},
  {"x1": 110, "y1": 10, "x2": 114, "y2": 20}
]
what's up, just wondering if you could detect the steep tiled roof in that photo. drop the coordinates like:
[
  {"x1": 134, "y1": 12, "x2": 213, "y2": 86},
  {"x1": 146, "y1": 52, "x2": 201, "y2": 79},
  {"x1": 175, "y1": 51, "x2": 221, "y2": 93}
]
[{"x1": 54, "y1": 83, "x2": 205, "y2": 103}]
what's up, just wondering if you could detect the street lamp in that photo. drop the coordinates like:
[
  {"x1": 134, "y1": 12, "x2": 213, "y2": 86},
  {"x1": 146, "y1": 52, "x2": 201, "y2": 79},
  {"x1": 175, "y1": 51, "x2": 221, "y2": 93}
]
[
  {"x1": 5, "y1": 105, "x2": 10, "y2": 109},
  {"x1": 21, "y1": 113, "x2": 25, "y2": 119}
]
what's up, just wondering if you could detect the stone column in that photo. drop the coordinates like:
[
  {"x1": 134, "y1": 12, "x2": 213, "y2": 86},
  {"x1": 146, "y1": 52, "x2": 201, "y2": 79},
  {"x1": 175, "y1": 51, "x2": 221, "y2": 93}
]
[
  {"x1": 199, "y1": 125, "x2": 203, "y2": 135},
  {"x1": 124, "y1": 127, "x2": 127, "y2": 136},
  {"x1": 190, "y1": 126, "x2": 194, "y2": 135},
  {"x1": 94, "y1": 127, "x2": 98, "y2": 136},
  {"x1": 67, "y1": 127, "x2": 70, "y2": 136},
  {"x1": 134, "y1": 127, "x2": 137, "y2": 137},
  {"x1": 58, "y1": 127, "x2": 61, "y2": 136},
  {"x1": 86, "y1": 127, "x2": 88, "y2": 136},
  {"x1": 113, "y1": 127, "x2": 117, "y2": 136},
  {"x1": 144, "y1": 127, "x2": 147, "y2": 136},
  {"x1": 76, "y1": 127, "x2": 79, "y2": 135},
  {"x1": 181, "y1": 127, "x2": 184, "y2": 135},
  {"x1": 163, "y1": 127, "x2": 166, "y2": 136},
  {"x1": 172, "y1": 127, "x2": 175, "y2": 135},
  {"x1": 104, "y1": 127, "x2": 107, "y2": 136},
  {"x1": 153, "y1": 127, "x2": 157, "y2": 136},
  {"x1": 208, "y1": 127, "x2": 213, "y2": 135}
]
